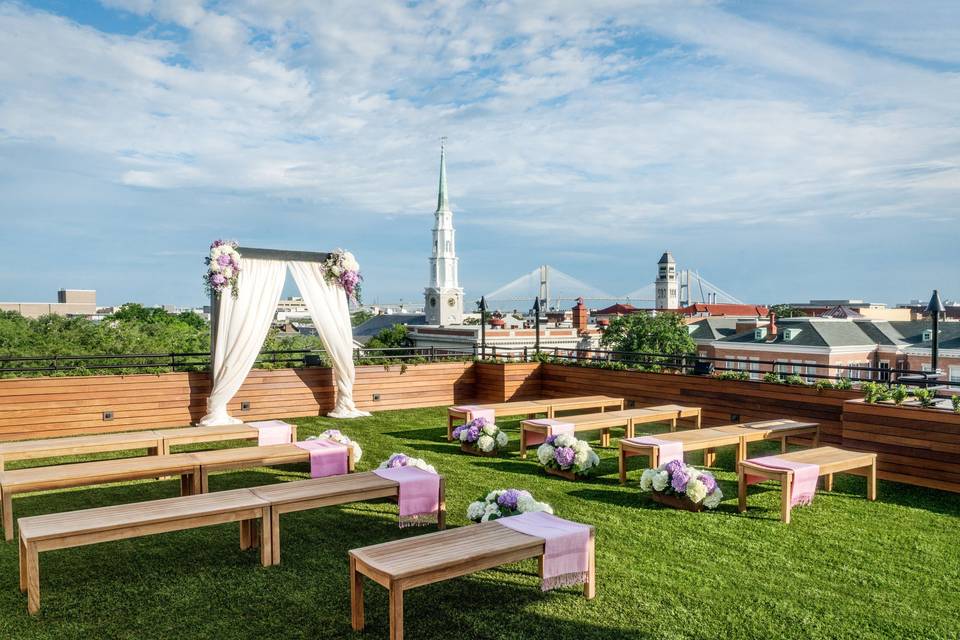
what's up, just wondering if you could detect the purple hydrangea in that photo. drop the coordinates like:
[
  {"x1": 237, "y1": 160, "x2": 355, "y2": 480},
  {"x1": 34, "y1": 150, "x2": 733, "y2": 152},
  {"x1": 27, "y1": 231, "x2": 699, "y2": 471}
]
[
  {"x1": 554, "y1": 446, "x2": 575, "y2": 467},
  {"x1": 497, "y1": 489, "x2": 527, "y2": 510},
  {"x1": 545, "y1": 435, "x2": 557, "y2": 446},
  {"x1": 664, "y1": 459, "x2": 685, "y2": 476},
  {"x1": 217, "y1": 253, "x2": 232, "y2": 267},
  {"x1": 324, "y1": 429, "x2": 342, "y2": 438},
  {"x1": 452, "y1": 426, "x2": 464, "y2": 439},
  {"x1": 670, "y1": 469, "x2": 690, "y2": 493},
  {"x1": 210, "y1": 273, "x2": 226, "y2": 286},
  {"x1": 210, "y1": 239, "x2": 225, "y2": 249},
  {"x1": 700, "y1": 472, "x2": 718, "y2": 493},
  {"x1": 339, "y1": 270, "x2": 361, "y2": 296},
  {"x1": 466, "y1": 425, "x2": 481, "y2": 442},
  {"x1": 386, "y1": 454, "x2": 409, "y2": 468}
]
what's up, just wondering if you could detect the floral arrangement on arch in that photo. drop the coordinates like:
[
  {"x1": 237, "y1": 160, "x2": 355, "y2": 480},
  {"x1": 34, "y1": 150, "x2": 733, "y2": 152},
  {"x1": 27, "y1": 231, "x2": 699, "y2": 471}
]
[
  {"x1": 378, "y1": 453, "x2": 437, "y2": 475},
  {"x1": 322, "y1": 249, "x2": 362, "y2": 303},
  {"x1": 536, "y1": 433, "x2": 600, "y2": 477},
  {"x1": 467, "y1": 489, "x2": 553, "y2": 523},
  {"x1": 204, "y1": 240, "x2": 241, "y2": 298},
  {"x1": 453, "y1": 417, "x2": 508, "y2": 454},
  {"x1": 306, "y1": 429, "x2": 362, "y2": 465},
  {"x1": 640, "y1": 460, "x2": 723, "y2": 509}
]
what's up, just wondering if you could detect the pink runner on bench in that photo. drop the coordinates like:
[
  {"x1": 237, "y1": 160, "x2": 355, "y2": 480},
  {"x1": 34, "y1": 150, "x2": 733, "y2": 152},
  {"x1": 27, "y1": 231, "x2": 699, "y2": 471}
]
[
  {"x1": 452, "y1": 405, "x2": 495, "y2": 424},
  {"x1": 524, "y1": 418, "x2": 575, "y2": 446},
  {"x1": 624, "y1": 436, "x2": 683, "y2": 466},
  {"x1": 746, "y1": 456, "x2": 820, "y2": 506},
  {"x1": 294, "y1": 440, "x2": 348, "y2": 478},
  {"x1": 249, "y1": 420, "x2": 292, "y2": 446},
  {"x1": 496, "y1": 512, "x2": 591, "y2": 591},
  {"x1": 372, "y1": 466, "x2": 440, "y2": 528}
]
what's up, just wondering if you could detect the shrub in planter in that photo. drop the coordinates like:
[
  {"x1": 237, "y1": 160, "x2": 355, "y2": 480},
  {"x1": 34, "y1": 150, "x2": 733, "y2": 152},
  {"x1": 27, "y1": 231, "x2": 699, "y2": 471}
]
[
  {"x1": 763, "y1": 372, "x2": 783, "y2": 384},
  {"x1": 640, "y1": 460, "x2": 723, "y2": 511},
  {"x1": 452, "y1": 417, "x2": 508, "y2": 455},
  {"x1": 862, "y1": 382, "x2": 892, "y2": 404},
  {"x1": 715, "y1": 370, "x2": 749, "y2": 381},
  {"x1": 835, "y1": 377, "x2": 853, "y2": 390},
  {"x1": 536, "y1": 434, "x2": 600, "y2": 479},
  {"x1": 466, "y1": 489, "x2": 553, "y2": 522},
  {"x1": 911, "y1": 388, "x2": 936, "y2": 408},
  {"x1": 815, "y1": 379, "x2": 836, "y2": 391},
  {"x1": 953, "y1": 395, "x2": 960, "y2": 414},
  {"x1": 891, "y1": 385, "x2": 909, "y2": 405},
  {"x1": 784, "y1": 374, "x2": 808, "y2": 386}
]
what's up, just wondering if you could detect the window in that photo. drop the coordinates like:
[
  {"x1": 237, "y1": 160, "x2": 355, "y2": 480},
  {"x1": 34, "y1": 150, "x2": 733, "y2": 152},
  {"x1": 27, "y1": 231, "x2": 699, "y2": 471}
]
[
  {"x1": 737, "y1": 356, "x2": 748, "y2": 371},
  {"x1": 725, "y1": 356, "x2": 734, "y2": 372},
  {"x1": 878, "y1": 361, "x2": 890, "y2": 382},
  {"x1": 804, "y1": 360, "x2": 818, "y2": 383},
  {"x1": 749, "y1": 357, "x2": 760, "y2": 380},
  {"x1": 921, "y1": 363, "x2": 933, "y2": 373},
  {"x1": 949, "y1": 366, "x2": 960, "y2": 384}
]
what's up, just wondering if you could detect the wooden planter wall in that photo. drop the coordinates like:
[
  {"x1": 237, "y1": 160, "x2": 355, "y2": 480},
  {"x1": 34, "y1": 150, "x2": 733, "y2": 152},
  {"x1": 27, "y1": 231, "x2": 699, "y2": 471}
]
[
  {"x1": 842, "y1": 400, "x2": 960, "y2": 493},
  {"x1": 474, "y1": 362, "x2": 542, "y2": 403}
]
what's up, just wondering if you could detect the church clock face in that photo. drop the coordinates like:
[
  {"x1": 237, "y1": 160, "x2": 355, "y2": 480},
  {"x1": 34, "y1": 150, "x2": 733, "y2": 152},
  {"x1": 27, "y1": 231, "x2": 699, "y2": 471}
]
[{"x1": 447, "y1": 297, "x2": 456, "y2": 307}]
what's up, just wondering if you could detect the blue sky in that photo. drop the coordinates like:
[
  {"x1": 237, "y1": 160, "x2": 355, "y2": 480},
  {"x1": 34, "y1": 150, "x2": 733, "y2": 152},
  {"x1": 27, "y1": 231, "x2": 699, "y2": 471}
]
[{"x1": 1, "y1": 0, "x2": 958, "y2": 309}]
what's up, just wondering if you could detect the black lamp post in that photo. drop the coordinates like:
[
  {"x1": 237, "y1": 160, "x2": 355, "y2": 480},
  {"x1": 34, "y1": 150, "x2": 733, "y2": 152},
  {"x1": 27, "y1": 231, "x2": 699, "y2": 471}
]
[
  {"x1": 926, "y1": 289, "x2": 946, "y2": 374},
  {"x1": 478, "y1": 296, "x2": 487, "y2": 359},
  {"x1": 533, "y1": 297, "x2": 541, "y2": 354}
]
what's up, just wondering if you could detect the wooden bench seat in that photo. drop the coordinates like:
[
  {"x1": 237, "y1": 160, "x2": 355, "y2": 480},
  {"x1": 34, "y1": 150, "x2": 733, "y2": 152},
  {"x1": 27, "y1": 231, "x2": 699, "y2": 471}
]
[
  {"x1": 250, "y1": 471, "x2": 445, "y2": 565},
  {"x1": 519, "y1": 405, "x2": 702, "y2": 458},
  {"x1": 154, "y1": 423, "x2": 298, "y2": 453},
  {"x1": 618, "y1": 419, "x2": 821, "y2": 484},
  {"x1": 0, "y1": 431, "x2": 164, "y2": 472},
  {"x1": 738, "y1": 446, "x2": 877, "y2": 523},
  {"x1": 1, "y1": 453, "x2": 202, "y2": 541},
  {"x1": 350, "y1": 520, "x2": 595, "y2": 640},
  {"x1": 446, "y1": 395, "x2": 623, "y2": 440},
  {"x1": 192, "y1": 442, "x2": 354, "y2": 493},
  {"x1": 17, "y1": 488, "x2": 271, "y2": 613}
]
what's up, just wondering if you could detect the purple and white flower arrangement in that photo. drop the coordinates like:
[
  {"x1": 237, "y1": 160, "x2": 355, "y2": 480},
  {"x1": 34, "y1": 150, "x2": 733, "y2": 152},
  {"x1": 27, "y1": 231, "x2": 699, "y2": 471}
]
[
  {"x1": 204, "y1": 239, "x2": 241, "y2": 298},
  {"x1": 377, "y1": 453, "x2": 437, "y2": 475},
  {"x1": 306, "y1": 429, "x2": 362, "y2": 465},
  {"x1": 452, "y1": 417, "x2": 508, "y2": 453},
  {"x1": 536, "y1": 433, "x2": 600, "y2": 476},
  {"x1": 466, "y1": 489, "x2": 553, "y2": 522},
  {"x1": 640, "y1": 460, "x2": 723, "y2": 509},
  {"x1": 322, "y1": 249, "x2": 362, "y2": 302}
]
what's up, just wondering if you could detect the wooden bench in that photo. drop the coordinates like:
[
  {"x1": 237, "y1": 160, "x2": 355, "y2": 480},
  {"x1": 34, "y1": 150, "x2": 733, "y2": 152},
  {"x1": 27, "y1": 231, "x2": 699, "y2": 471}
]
[
  {"x1": 193, "y1": 443, "x2": 354, "y2": 493},
  {"x1": 738, "y1": 446, "x2": 877, "y2": 523},
  {"x1": 0, "y1": 431, "x2": 164, "y2": 472},
  {"x1": 641, "y1": 404, "x2": 703, "y2": 431},
  {"x1": 17, "y1": 488, "x2": 272, "y2": 613},
  {"x1": 519, "y1": 405, "x2": 702, "y2": 458},
  {"x1": 250, "y1": 471, "x2": 446, "y2": 565},
  {"x1": 154, "y1": 423, "x2": 297, "y2": 454},
  {"x1": 349, "y1": 520, "x2": 596, "y2": 640},
  {"x1": 1, "y1": 453, "x2": 202, "y2": 541},
  {"x1": 447, "y1": 395, "x2": 623, "y2": 441},
  {"x1": 618, "y1": 419, "x2": 821, "y2": 484}
]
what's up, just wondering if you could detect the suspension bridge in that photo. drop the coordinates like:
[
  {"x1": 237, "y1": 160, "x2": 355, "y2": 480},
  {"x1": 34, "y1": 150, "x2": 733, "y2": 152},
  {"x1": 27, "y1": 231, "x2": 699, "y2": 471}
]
[{"x1": 481, "y1": 265, "x2": 743, "y2": 310}]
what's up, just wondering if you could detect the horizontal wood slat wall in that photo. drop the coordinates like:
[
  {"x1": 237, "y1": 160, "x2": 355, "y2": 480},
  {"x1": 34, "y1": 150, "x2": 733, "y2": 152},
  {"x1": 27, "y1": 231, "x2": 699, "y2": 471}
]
[
  {"x1": 474, "y1": 363, "x2": 541, "y2": 403},
  {"x1": 352, "y1": 362, "x2": 475, "y2": 411},
  {"x1": 842, "y1": 400, "x2": 960, "y2": 493}
]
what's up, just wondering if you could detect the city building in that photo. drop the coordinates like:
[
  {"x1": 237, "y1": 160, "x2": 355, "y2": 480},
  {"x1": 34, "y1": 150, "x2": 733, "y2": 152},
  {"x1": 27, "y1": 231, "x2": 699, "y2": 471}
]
[
  {"x1": 786, "y1": 299, "x2": 913, "y2": 321},
  {"x1": 654, "y1": 251, "x2": 679, "y2": 310},
  {"x1": 0, "y1": 289, "x2": 97, "y2": 318},
  {"x1": 423, "y1": 139, "x2": 464, "y2": 326}
]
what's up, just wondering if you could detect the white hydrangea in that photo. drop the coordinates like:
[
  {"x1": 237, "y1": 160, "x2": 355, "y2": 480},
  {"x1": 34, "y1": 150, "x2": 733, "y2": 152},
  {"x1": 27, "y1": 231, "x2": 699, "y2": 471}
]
[
  {"x1": 639, "y1": 468, "x2": 656, "y2": 491},
  {"x1": 481, "y1": 502, "x2": 500, "y2": 522},
  {"x1": 573, "y1": 447, "x2": 590, "y2": 468},
  {"x1": 685, "y1": 478, "x2": 708, "y2": 504},
  {"x1": 349, "y1": 442, "x2": 363, "y2": 465},
  {"x1": 210, "y1": 261, "x2": 222, "y2": 272},
  {"x1": 495, "y1": 431, "x2": 508, "y2": 448},
  {"x1": 482, "y1": 422, "x2": 497, "y2": 437},
  {"x1": 330, "y1": 264, "x2": 342, "y2": 276},
  {"x1": 341, "y1": 251, "x2": 360, "y2": 272},
  {"x1": 536, "y1": 443, "x2": 555, "y2": 466},
  {"x1": 553, "y1": 433, "x2": 577, "y2": 448},
  {"x1": 411, "y1": 458, "x2": 438, "y2": 475},
  {"x1": 466, "y1": 501, "x2": 486, "y2": 521},
  {"x1": 458, "y1": 428, "x2": 471, "y2": 442},
  {"x1": 703, "y1": 488, "x2": 723, "y2": 509},
  {"x1": 517, "y1": 494, "x2": 554, "y2": 514},
  {"x1": 651, "y1": 470, "x2": 669, "y2": 491},
  {"x1": 585, "y1": 450, "x2": 600, "y2": 469},
  {"x1": 222, "y1": 266, "x2": 234, "y2": 279},
  {"x1": 477, "y1": 434, "x2": 495, "y2": 452},
  {"x1": 486, "y1": 489, "x2": 503, "y2": 502}
]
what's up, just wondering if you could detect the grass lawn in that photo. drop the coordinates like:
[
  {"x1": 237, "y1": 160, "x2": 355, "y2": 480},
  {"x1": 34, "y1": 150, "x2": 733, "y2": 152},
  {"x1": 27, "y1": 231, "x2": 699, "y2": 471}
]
[{"x1": 0, "y1": 406, "x2": 958, "y2": 639}]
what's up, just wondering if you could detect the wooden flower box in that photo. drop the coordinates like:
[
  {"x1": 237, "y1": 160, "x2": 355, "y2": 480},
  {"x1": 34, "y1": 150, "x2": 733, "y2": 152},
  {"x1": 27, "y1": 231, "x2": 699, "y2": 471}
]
[
  {"x1": 544, "y1": 466, "x2": 581, "y2": 481},
  {"x1": 650, "y1": 492, "x2": 704, "y2": 512},
  {"x1": 460, "y1": 443, "x2": 499, "y2": 457}
]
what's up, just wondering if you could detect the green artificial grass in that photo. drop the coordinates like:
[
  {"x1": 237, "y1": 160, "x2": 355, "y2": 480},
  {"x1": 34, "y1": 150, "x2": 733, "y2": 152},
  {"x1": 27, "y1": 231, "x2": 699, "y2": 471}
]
[{"x1": 0, "y1": 407, "x2": 958, "y2": 639}]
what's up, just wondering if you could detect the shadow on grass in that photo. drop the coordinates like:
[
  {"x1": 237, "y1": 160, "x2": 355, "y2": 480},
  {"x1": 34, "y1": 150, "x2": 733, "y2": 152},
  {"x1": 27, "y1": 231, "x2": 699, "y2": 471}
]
[{"x1": 383, "y1": 426, "x2": 447, "y2": 442}]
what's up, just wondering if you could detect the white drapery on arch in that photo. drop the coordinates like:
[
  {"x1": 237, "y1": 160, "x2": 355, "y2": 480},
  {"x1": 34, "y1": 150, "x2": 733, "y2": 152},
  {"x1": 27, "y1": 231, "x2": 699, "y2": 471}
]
[{"x1": 198, "y1": 251, "x2": 370, "y2": 427}]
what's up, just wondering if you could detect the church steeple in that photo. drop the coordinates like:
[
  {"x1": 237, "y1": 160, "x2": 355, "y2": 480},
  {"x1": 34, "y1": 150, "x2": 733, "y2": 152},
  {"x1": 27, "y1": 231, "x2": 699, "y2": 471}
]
[
  {"x1": 424, "y1": 137, "x2": 463, "y2": 326},
  {"x1": 437, "y1": 136, "x2": 450, "y2": 212}
]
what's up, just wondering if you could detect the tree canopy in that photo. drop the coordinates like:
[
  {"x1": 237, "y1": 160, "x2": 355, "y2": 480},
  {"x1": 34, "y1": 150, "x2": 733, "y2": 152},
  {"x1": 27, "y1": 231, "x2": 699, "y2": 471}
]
[{"x1": 599, "y1": 312, "x2": 695, "y2": 355}]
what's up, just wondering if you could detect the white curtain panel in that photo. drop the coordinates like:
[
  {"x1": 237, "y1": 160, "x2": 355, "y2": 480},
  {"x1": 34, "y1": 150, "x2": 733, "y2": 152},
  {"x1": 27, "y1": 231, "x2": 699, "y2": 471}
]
[
  {"x1": 289, "y1": 260, "x2": 371, "y2": 418},
  {"x1": 199, "y1": 258, "x2": 288, "y2": 426}
]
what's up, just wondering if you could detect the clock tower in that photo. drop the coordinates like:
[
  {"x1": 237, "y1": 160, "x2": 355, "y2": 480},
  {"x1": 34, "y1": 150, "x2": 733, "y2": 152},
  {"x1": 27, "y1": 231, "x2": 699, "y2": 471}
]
[{"x1": 424, "y1": 138, "x2": 464, "y2": 325}]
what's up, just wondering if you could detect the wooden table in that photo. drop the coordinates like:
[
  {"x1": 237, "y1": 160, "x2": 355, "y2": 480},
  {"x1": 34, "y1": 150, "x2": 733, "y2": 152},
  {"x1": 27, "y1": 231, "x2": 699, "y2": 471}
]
[
  {"x1": 17, "y1": 488, "x2": 271, "y2": 613},
  {"x1": 738, "y1": 446, "x2": 877, "y2": 524},
  {"x1": 191, "y1": 442, "x2": 353, "y2": 493},
  {"x1": 1, "y1": 453, "x2": 202, "y2": 541},
  {"x1": 447, "y1": 396, "x2": 623, "y2": 441},
  {"x1": 250, "y1": 471, "x2": 445, "y2": 565},
  {"x1": 349, "y1": 520, "x2": 596, "y2": 640}
]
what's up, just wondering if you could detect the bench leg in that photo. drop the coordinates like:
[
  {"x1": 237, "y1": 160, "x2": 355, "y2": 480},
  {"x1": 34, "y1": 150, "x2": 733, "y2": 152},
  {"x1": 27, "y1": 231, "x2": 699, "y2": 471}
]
[
  {"x1": 19, "y1": 535, "x2": 27, "y2": 593},
  {"x1": 25, "y1": 541, "x2": 39, "y2": 614},
  {"x1": 824, "y1": 473, "x2": 834, "y2": 492},
  {"x1": 200, "y1": 469, "x2": 210, "y2": 494},
  {"x1": 290, "y1": 425, "x2": 298, "y2": 443},
  {"x1": 389, "y1": 584, "x2": 404, "y2": 640},
  {"x1": 271, "y1": 507, "x2": 282, "y2": 565},
  {"x1": 696, "y1": 412, "x2": 702, "y2": 429},
  {"x1": 350, "y1": 557, "x2": 364, "y2": 632},
  {"x1": 437, "y1": 478, "x2": 446, "y2": 530},
  {"x1": 867, "y1": 462, "x2": 877, "y2": 501},
  {"x1": 781, "y1": 474, "x2": 793, "y2": 524},
  {"x1": 519, "y1": 427, "x2": 528, "y2": 459},
  {"x1": 670, "y1": 418, "x2": 677, "y2": 432},
  {"x1": 584, "y1": 534, "x2": 596, "y2": 600},
  {"x1": 447, "y1": 414, "x2": 454, "y2": 442},
  {"x1": 537, "y1": 555, "x2": 544, "y2": 579},
  {"x1": 601, "y1": 429, "x2": 610, "y2": 448},
  {"x1": 780, "y1": 437, "x2": 788, "y2": 454},
  {"x1": 618, "y1": 448, "x2": 627, "y2": 485},
  {"x1": 703, "y1": 448, "x2": 715, "y2": 468},
  {"x1": 737, "y1": 464, "x2": 747, "y2": 513},
  {"x1": 240, "y1": 520, "x2": 251, "y2": 551},
  {"x1": 258, "y1": 509, "x2": 272, "y2": 567},
  {"x1": 3, "y1": 489, "x2": 13, "y2": 542}
]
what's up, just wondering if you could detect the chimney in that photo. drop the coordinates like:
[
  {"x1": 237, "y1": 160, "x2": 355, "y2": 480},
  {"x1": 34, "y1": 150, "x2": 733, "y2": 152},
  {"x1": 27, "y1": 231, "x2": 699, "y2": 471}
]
[
  {"x1": 572, "y1": 297, "x2": 588, "y2": 331},
  {"x1": 767, "y1": 311, "x2": 778, "y2": 338}
]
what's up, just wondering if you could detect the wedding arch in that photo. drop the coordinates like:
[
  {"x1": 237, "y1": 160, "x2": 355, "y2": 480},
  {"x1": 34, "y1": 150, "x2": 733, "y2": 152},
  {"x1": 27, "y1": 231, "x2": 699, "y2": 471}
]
[{"x1": 199, "y1": 245, "x2": 370, "y2": 426}]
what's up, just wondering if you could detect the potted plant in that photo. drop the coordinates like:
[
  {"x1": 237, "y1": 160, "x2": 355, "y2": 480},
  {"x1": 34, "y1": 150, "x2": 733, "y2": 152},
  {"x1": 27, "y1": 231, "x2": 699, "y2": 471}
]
[
  {"x1": 536, "y1": 434, "x2": 600, "y2": 480},
  {"x1": 452, "y1": 417, "x2": 508, "y2": 457},
  {"x1": 640, "y1": 460, "x2": 723, "y2": 512},
  {"x1": 890, "y1": 384, "x2": 909, "y2": 405},
  {"x1": 466, "y1": 489, "x2": 553, "y2": 522},
  {"x1": 377, "y1": 453, "x2": 438, "y2": 474}
]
